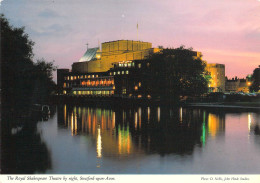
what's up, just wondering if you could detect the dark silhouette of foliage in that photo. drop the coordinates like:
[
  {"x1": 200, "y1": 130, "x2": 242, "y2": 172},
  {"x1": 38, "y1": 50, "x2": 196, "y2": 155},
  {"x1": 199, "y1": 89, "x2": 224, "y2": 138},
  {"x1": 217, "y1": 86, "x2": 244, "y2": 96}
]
[
  {"x1": 250, "y1": 66, "x2": 260, "y2": 92},
  {"x1": 148, "y1": 46, "x2": 208, "y2": 101},
  {"x1": 1, "y1": 14, "x2": 56, "y2": 107}
]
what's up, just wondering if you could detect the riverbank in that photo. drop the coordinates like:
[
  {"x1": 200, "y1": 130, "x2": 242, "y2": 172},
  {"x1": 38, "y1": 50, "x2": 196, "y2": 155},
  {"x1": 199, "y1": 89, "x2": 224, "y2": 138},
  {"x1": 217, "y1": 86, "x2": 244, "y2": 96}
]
[
  {"x1": 184, "y1": 101, "x2": 259, "y2": 112},
  {"x1": 51, "y1": 95, "x2": 259, "y2": 111}
]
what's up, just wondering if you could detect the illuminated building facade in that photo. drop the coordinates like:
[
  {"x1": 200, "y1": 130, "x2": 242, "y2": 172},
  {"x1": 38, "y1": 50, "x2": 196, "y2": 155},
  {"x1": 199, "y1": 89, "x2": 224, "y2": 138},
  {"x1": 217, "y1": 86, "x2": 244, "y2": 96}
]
[
  {"x1": 72, "y1": 40, "x2": 160, "y2": 73},
  {"x1": 225, "y1": 76, "x2": 252, "y2": 93},
  {"x1": 206, "y1": 63, "x2": 225, "y2": 92},
  {"x1": 62, "y1": 72, "x2": 115, "y2": 96},
  {"x1": 58, "y1": 40, "x2": 224, "y2": 98}
]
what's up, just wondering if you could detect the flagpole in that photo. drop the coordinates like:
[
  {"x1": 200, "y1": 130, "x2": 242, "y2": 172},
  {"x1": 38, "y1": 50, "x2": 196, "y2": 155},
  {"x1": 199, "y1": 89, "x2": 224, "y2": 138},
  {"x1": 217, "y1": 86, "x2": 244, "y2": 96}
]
[{"x1": 137, "y1": 22, "x2": 138, "y2": 41}]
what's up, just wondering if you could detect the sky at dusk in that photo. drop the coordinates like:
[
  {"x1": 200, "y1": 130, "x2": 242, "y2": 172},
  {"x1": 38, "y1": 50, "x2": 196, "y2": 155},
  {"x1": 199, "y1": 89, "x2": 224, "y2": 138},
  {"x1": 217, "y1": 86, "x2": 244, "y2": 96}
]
[{"x1": 1, "y1": 0, "x2": 260, "y2": 81}]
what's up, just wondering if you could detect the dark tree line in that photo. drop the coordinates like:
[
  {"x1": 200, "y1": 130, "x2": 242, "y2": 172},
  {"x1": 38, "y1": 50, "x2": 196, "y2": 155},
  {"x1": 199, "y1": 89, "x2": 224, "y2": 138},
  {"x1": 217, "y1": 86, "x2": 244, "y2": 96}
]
[{"x1": 1, "y1": 14, "x2": 56, "y2": 108}]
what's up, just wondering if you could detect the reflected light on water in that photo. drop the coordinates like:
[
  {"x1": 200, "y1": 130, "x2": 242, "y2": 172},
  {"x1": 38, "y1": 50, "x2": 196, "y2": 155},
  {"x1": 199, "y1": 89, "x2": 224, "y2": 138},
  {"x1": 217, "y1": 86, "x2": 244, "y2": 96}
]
[
  {"x1": 201, "y1": 111, "x2": 206, "y2": 147},
  {"x1": 180, "y1": 107, "x2": 183, "y2": 123},
  {"x1": 112, "y1": 112, "x2": 115, "y2": 129},
  {"x1": 135, "y1": 112, "x2": 138, "y2": 130},
  {"x1": 118, "y1": 125, "x2": 132, "y2": 155},
  {"x1": 138, "y1": 107, "x2": 142, "y2": 129},
  {"x1": 64, "y1": 105, "x2": 67, "y2": 126},
  {"x1": 208, "y1": 114, "x2": 219, "y2": 137},
  {"x1": 157, "y1": 107, "x2": 160, "y2": 122},
  {"x1": 248, "y1": 113, "x2": 252, "y2": 132},
  {"x1": 71, "y1": 112, "x2": 74, "y2": 136},
  {"x1": 97, "y1": 126, "x2": 102, "y2": 158},
  {"x1": 147, "y1": 107, "x2": 150, "y2": 123}
]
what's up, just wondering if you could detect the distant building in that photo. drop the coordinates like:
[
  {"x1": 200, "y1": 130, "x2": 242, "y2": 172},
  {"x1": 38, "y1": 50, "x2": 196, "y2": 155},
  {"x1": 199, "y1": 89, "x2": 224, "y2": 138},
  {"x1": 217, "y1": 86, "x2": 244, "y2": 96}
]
[
  {"x1": 225, "y1": 76, "x2": 252, "y2": 93},
  {"x1": 206, "y1": 63, "x2": 225, "y2": 92}
]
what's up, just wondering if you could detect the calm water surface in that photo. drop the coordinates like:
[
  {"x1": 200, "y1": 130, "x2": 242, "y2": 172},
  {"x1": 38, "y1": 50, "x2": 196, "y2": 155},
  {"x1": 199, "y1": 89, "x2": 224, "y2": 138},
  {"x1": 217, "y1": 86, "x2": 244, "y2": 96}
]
[{"x1": 4, "y1": 104, "x2": 260, "y2": 174}]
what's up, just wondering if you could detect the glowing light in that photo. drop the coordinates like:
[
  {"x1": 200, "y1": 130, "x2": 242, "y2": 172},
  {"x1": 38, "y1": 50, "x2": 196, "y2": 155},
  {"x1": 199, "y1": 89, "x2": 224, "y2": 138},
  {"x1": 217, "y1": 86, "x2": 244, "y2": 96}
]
[
  {"x1": 71, "y1": 113, "x2": 74, "y2": 136},
  {"x1": 157, "y1": 107, "x2": 160, "y2": 122},
  {"x1": 135, "y1": 112, "x2": 138, "y2": 129},
  {"x1": 147, "y1": 107, "x2": 150, "y2": 122},
  {"x1": 180, "y1": 107, "x2": 183, "y2": 122},
  {"x1": 97, "y1": 126, "x2": 102, "y2": 158},
  {"x1": 248, "y1": 113, "x2": 252, "y2": 131},
  {"x1": 200, "y1": 111, "x2": 206, "y2": 147},
  {"x1": 138, "y1": 107, "x2": 142, "y2": 128},
  {"x1": 112, "y1": 112, "x2": 115, "y2": 129},
  {"x1": 208, "y1": 114, "x2": 219, "y2": 137},
  {"x1": 64, "y1": 105, "x2": 67, "y2": 125}
]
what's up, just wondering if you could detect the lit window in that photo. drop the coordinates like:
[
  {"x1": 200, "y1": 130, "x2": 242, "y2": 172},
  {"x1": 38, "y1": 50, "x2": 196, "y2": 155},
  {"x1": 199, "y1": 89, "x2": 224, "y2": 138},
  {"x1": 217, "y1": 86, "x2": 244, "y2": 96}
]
[
  {"x1": 114, "y1": 72, "x2": 116, "y2": 75},
  {"x1": 96, "y1": 80, "x2": 99, "y2": 86},
  {"x1": 122, "y1": 71, "x2": 124, "y2": 74},
  {"x1": 88, "y1": 75, "x2": 91, "y2": 78},
  {"x1": 135, "y1": 86, "x2": 138, "y2": 91},
  {"x1": 132, "y1": 63, "x2": 135, "y2": 67},
  {"x1": 110, "y1": 72, "x2": 112, "y2": 76},
  {"x1": 118, "y1": 71, "x2": 120, "y2": 75},
  {"x1": 92, "y1": 75, "x2": 94, "y2": 78},
  {"x1": 122, "y1": 88, "x2": 126, "y2": 94},
  {"x1": 124, "y1": 63, "x2": 127, "y2": 67},
  {"x1": 119, "y1": 63, "x2": 122, "y2": 67},
  {"x1": 96, "y1": 75, "x2": 98, "y2": 78},
  {"x1": 71, "y1": 76, "x2": 73, "y2": 80},
  {"x1": 137, "y1": 95, "x2": 142, "y2": 98},
  {"x1": 138, "y1": 82, "x2": 141, "y2": 87},
  {"x1": 126, "y1": 70, "x2": 129, "y2": 74},
  {"x1": 128, "y1": 63, "x2": 131, "y2": 67},
  {"x1": 138, "y1": 63, "x2": 141, "y2": 68}
]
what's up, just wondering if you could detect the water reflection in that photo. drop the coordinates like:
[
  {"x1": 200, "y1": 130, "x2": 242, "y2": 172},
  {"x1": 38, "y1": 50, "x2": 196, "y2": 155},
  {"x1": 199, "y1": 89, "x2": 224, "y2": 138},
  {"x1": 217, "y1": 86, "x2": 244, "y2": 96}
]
[
  {"x1": 57, "y1": 105, "x2": 230, "y2": 158},
  {"x1": 1, "y1": 106, "x2": 52, "y2": 174},
  {"x1": 248, "y1": 113, "x2": 260, "y2": 136}
]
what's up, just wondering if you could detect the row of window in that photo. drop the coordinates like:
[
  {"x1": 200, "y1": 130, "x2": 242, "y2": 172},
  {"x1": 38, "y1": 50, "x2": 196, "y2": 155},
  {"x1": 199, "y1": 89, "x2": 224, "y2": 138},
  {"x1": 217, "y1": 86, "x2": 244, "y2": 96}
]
[
  {"x1": 72, "y1": 90, "x2": 114, "y2": 95},
  {"x1": 63, "y1": 79, "x2": 115, "y2": 88},
  {"x1": 65, "y1": 74, "x2": 100, "y2": 81},
  {"x1": 109, "y1": 70, "x2": 129, "y2": 76},
  {"x1": 80, "y1": 79, "x2": 114, "y2": 87},
  {"x1": 118, "y1": 62, "x2": 135, "y2": 68}
]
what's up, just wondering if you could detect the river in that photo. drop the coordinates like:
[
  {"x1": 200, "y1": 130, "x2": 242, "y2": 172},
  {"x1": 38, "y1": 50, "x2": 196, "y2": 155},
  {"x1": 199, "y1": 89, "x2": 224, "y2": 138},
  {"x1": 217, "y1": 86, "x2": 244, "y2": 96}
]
[{"x1": 2, "y1": 104, "x2": 260, "y2": 174}]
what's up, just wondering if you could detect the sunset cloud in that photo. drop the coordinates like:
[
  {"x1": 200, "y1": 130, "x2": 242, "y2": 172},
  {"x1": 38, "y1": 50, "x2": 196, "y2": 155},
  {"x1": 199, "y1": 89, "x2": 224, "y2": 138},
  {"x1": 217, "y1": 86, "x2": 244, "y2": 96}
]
[{"x1": 2, "y1": 0, "x2": 260, "y2": 80}]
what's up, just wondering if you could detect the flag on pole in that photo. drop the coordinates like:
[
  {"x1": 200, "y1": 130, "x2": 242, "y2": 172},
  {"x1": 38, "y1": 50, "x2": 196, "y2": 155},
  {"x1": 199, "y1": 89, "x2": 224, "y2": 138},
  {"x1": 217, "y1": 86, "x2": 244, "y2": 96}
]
[{"x1": 137, "y1": 23, "x2": 138, "y2": 29}]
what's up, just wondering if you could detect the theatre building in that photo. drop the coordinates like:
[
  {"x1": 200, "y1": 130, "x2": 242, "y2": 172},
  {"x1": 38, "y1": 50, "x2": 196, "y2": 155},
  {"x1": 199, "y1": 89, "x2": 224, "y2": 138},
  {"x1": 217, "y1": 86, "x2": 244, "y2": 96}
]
[
  {"x1": 58, "y1": 40, "x2": 160, "y2": 98},
  {"x1": 57, "y1": 39, "x2": 224, "y2": 99}
]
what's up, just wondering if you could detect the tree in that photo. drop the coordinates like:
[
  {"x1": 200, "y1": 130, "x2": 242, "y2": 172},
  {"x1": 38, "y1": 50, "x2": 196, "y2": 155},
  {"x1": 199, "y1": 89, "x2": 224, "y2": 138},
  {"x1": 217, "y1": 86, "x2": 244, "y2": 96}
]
[
  {"x1": 1, "y1": 14, "x2": 56, "y2": 107},
  {"x1": 148, "y1": 46, "x2": 208, "y2": 102},
  {"x1": 250, "y1": 65, "x2": 260, "y2": 92}
]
